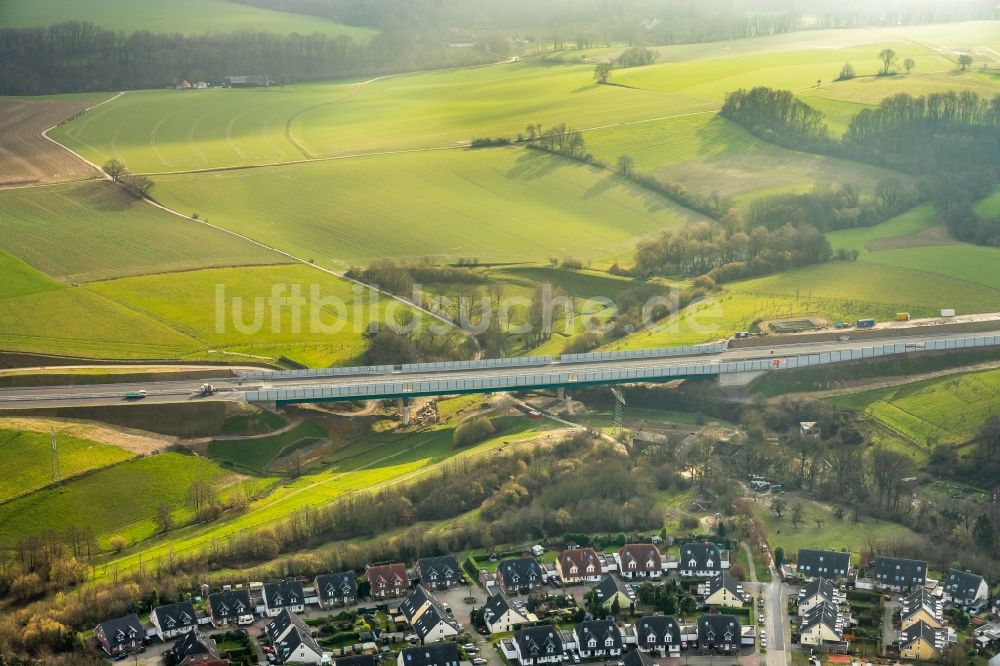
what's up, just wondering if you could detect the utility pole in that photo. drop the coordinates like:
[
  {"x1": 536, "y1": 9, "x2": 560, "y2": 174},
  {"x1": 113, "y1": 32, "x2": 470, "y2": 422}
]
[{"x1": 51, "y1": 429, "x2": 59, "y2": 484}]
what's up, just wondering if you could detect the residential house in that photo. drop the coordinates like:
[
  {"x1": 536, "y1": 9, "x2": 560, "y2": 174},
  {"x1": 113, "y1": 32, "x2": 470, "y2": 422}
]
[
  {"x1": 151, "y1": 600, "x2": 198, "y2": 641},
  {"x1": 400, "y1": 585, "x2": 461, "y2": 644},
  {"x1": 797, "y1": 577, "x2": 842, "y2": 615},
  {"x1": 265, "y1": 609, "x2": 324, "y2": 665},
  {"x1": 207, "y1": 589, "x2": 254, "y2": 628},
  {"x1": 944, "y1": 569, "x2": 990, "y2": 606},
  {"x1": 623, "y1": 648, "x2": 656, "y2": 666},
  {"x1": 397, "y1": 642, "x2": 461, "y2": 666},
  {"x1": 678, "y1": 542, "x2": 729, "y2": 577},
  {"x1": 171, "y1": 631, "x2": 229, "y2": 666},
  {"x1": 338, "y1": 656, "x2": 379, "y2": 666},
  {"x1": 618, "y1": 544, "x2": 663, "y2": 580},
  {"x1": 557, "y1": 548, "x2": 603, "y2": 584},
  {"x1": 575, "y1": 620, "x2": 623, "y2": 659},
  {"x1": 636, "y1": 615, "x2": 682, "y2": 656},
  {"x1": 496, "y1": 557, "x2": 545, "y2": 594},
  {"x1": 367, "y1": 562, "x2": 409, "y2": 599},
  {"x1": 591, "y1": 575, "x2": 635, "y2": 612},
  {"x1": 415, "y1": 555, "x2": 462, "y2": 590},
  {"x1": 900, "y1": 588, "x2": 943, "y2": 630},
  {"x1": 697, "y1": 614, "x2": 741, "y2": 654},
  {"x1": 315, "y1": 571, "x2": 358, "y2": 608},
  {"x1": 795, "y1": 549, "x2": 851, "y2": 580},
  {"x1": 512, "y1": 625, "x2": 564, "y2": 666},
  {"x1": 263, "y1": 580, "x2": 306, "y2": 617},
  {"x1": 400, "y1": 585, "x2": 436, "y2": 624},
  {"x1": 799, "y1": 602, "x2": 844, "y2": 646},
  {"x1": 701, "y1": 572, "x2": 750, "y2": 607},
  {"x1": 899, "y1": 620, "x2": 947, "y2": 661},
  {"x1": 483, "y1": 592, "x2": 532, "y2": 634},
  {"x1": 94, "y1": 613, "x2": 144, "y2": 657},
  {"x1": 873, "y1": 556, "x2": 926, "y2": 591}
]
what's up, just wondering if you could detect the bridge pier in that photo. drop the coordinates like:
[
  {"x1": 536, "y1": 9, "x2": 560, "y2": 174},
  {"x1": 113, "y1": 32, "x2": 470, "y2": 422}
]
[
  {"x1": 556, "y1": 387, "x2": 565, "y2": 400},
  {"x1": 565, "y1": 390, "x2": 573, "y2": 415},
  {"x1": 398, "y1": 398, "x2": 410, "y2": 426}
]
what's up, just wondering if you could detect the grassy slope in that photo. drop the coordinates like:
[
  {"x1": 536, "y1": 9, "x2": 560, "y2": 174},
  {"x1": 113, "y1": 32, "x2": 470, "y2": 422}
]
[
  {"x1": 0, "y1": 428, "x2": 133, "y2": 502},
  {"x1": 0, "y1": 0, "x2": 373, "y2": 38},
  {"x1": 973, "y1": 186, "x2": 1000, "y2": 217},
  {"x1": 826, "y1": 368, "x2": 1000, "y2": 446},
  {"x1": 207, "y1": 420, "x2": 328, "y2": 473},
  {"x1": 0, "y1": 452, "x2": 235, "y2": 547},
  {"x1": 826, "y1": 204, "x2": 939, "y2": 254},
  {"x1": 0, "y1": 250, "x2": 203, "y2": 358},
  {"x1": 94, "y1": 414, "x2": 563, "y2": 579},
  {"x1": 0, "y1": 181, "x2": 287, "y2": 282},
  {"x1": 89, "y1": 264, "x2": 408, "y2": 367},
  {"x1": 152, "y1": 148, "x2": 711, "y2": 267}
]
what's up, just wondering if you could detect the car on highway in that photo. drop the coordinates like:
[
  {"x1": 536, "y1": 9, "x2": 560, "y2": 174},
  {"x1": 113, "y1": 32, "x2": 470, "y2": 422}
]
[{"x1": 124, "y1": 390, "x2": 147, "y2": 399}]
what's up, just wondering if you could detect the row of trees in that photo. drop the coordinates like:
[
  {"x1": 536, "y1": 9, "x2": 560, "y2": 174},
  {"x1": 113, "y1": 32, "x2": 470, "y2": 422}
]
[
  {"x1": 720, "y1": 87, "x2": 831, "y2": 151},
  {"x1": 103, "y1": 159, "x2": 154, "y2": 197},
  {"x1": 0, "y1": 21, "x2": 496, "y2": 95},
  {"x1": 746, "y1": 180, "x2": 920, "y2": 232}
]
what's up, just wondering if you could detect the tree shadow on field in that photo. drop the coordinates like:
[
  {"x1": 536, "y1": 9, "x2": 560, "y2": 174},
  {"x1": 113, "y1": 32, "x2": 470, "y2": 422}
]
[
  {"x1": 505, "y1": 148, "x2": 567, "y2": 180},
  {"x1": 694, "y1": 115, "x2": 751, "y2": 158},
  {"x1": 582, "y1": 174, "x2": 619, "y2": 199}
]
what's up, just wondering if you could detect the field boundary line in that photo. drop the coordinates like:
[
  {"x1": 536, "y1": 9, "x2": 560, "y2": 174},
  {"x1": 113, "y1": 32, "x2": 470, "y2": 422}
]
[{"x1": 39, "y1": 92, "x2": 127, "y2": 182}]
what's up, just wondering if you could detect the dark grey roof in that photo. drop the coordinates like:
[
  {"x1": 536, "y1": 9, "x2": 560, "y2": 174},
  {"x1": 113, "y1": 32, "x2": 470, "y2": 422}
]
[
  {"x1": 152, "y1": 600, "x2": 197, "y2": 632},
  {"x1": 337, "y1": 656, "x2": 379, "y2": 666},
  {"x1": 399, "y1": 642, "x2": 462, "y2": 666},
  {"x1": 636, "y1": 615, "x2": 681, "y2": 645},
  {"x1": 267, "y1": 609, "x2": 322, "y2": 663},
  {"x1": 697, "y1": 614, "x2": 741, "y2": 643},
  {"x1": 412, "y1": 603, "x2": 460, "y2": 641},
  {"x1": 400, "y1": 585, "x2": 434, "y2": 624},
  {"x1": 873, "y1": 556, "x2": 926, "y2": 587},
  {"x1": 679, "y1": 542, "x2": 723, "y2": 571},
  {"x1": 96, "y1": 613, "x2": 143, "y2": 650},
  {"x1": 496, "y1": 557, "x2": 544, "y2": 588},
  {"x1": 576, "y1": 620, "x2": 623, "y2": 650},
  {"x1": 900, "y1": 620, "x2": 946, "y2": 651},
  {"x1": 707, "y1": 572, "x2": 747, "y2": 602},
  {"x1": 945, "y1": 569, "x2": 985, "y2": 603},
  {"x1": 484, "y1": 592, "x2": 528, "y2": 625},
  {"x1": 801, "y1": 601, "x2": 841, "y2": 635},
  {"x1": 263, "y1": 580, "x2": 305, "y2": 609},
  {"x1": 592, "y1": 575, "x2": 632, "y2": 604},
  {"x1": 796, "y1": 549, "x2": 851, "y2": 577},
  {"x1": 208, "y1": 589, "x2": 252, "y2": 621},
  {"x1": 416, "y1": 555, "x2": 461, "y2": 584},
  {"x1": 316, "y1": 571, "x2": 357, "y2": 602},
  {"x1": 514, "y1": 624, "x2": 564, "y2": 657},
  {"x1": 172, "y1": 630, "x2": 221, "y2": 661},
  {"x1": 900, "y1": 589, "x2": 942, "y2": 623},
  {"x1": 800, "y1": 577, "x2": 836, "y2": 605},
  {"x1": 623, "y1": 649, "x2": 655, "y2": 666}
]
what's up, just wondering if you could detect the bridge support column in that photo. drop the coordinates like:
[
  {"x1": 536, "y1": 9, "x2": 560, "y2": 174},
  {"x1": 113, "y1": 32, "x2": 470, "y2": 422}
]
[
  {"x1": 399, "y1": 398, "x2": 410, "y2": 426},
  {"x1": 556, "y1": 387, "x2": 565, "y2": 400},
  {"x1": 565, "y1": 391, "x2": 573, "y2": 415}
]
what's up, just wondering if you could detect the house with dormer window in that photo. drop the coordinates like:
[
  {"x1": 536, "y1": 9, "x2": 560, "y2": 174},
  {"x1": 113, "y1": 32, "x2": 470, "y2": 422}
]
[
  {"x1": 575, "y1": 620, "x2": 623, "y2": 659},
  {"x1": 797, "y1": 577, "x2": 844, "y2": 615},
  {"x1": 366, "y1": 562, "x2": 409, "y2": 599},
  {"x1": 943, "y1": 568, "x2": 989, "y2": 607},
  {"x1": 483, "y1": 592, "x2": 534, "y2": 634},
  {"x1": 796, "y1": 549, "x2": 852, "y2": 580},
  {"x1": 899, "y1": 621, "x2": 947, "y2": 661},
  {"x1": 873, "y1": 556, "x2": 926, "y2": 592},
  {"x1": 701, "y1": 572, "x2": 750, "y2": 607},
  {"x1": 263, "y1": 580, "x2": 306, "y2": 617},
  {"x1": 94, "y1": 613, "x2": 145, "y2": 656},
  {"x1": 207, "y1": 589, "x2": 254, "y2": 628},
  {"x1": 637, "y1": 615, "x2": 682, "y2": 656},
  {"x1": 557, "y1": 548, "x2": 603, "y2": 584},
  {"x1": 799, "y1": 601, "x2": 844, "y2": 646},
  {"x1": 151, "y1": 600, "x2": 199, "y2": 641},
  {"x1": 495, "y1": 557, "x2": 545, "y2": 594},
  {"x1": 265, "y1": 609, "x2": 324, "y2": 664},
  {"x1": 697, "y1": 614, "x2": 741, "y2": 654},
  {"x1": 512, "y1": 625, "x2": 564, "y2": 666},
  {"x1": 591, "y1": 575, "x2": 635, "y2": 612},
  {"x1": 171, "y1": 630, "x2": 229, "y2": 666},
  {"x1": 618, "y1": 544, "x2": 663, "y2": 580},
  {"x1": 415, "y1": 555, "x2": 462, "y2": 590},
  {"x1": 315, "y1": 571, "x2": 358, "y2": 608},
  {"x1": 397, "y1": 642, "x2": 461, "y2": 666},
  {"x1": 679, "y1": 542, "x2": 729, "y2": 577}
]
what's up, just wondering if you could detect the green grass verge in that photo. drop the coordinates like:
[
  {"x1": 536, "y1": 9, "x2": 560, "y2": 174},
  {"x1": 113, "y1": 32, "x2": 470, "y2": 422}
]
[
  {"x1": 207, "y1": 420, "x2": 328, "y2": 473},
  {"x1": 826, "y1": 368, "x2": 1000, "y2": 446},
  {"x1": 0, "y1": 181, "x2": 287, "y2": 282},
  {"x1": 0, "y1": 451, "x2": 236, "y2": 547},
  {"x1": 0, "y1": 428, "x2": 133, "y2": 502}
]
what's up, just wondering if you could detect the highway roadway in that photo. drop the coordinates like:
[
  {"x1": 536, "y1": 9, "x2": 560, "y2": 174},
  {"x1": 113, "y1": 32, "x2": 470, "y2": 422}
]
[{"x1": 0, "y1": 327, "x2": 997, "y2": 410}]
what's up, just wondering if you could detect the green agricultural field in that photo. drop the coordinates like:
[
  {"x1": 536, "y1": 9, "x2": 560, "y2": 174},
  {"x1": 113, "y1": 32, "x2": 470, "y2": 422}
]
[
  {"x1": 862, "y1": 245, "x2": 1000, "y2": 291},
  {"x1": 827, "y1": 368, "x2": 1000, "y2": 446},
  {"x1": 973, "y1": 186, "x2": 1000, "y2": 217},
  {"x1": 207, "y1": 420, "x2": 328, "y2": 473},
  {"x1": 0, "y1": 451, "x2": 236, "y2": 547},
  {"x1": 0, "y1": 250, "x2": 203, "y2": 358},
  {"x1": 0, "y1": 181, "x2": 287, "y2": 282},
  {"x1": 0, "y1": 428, "x2": 133, "y2": 502},
  {"x1": 89, "y1": 263, "x2": 420, "y2": 367},
  {"x1": 151, "y1": 148, "x2": 710, "y2": 267},
  {"x1": 826, "y1": 205, "x2": 939, "y2": 255},
  {"x1": 0, "y1": 0, "x2": 374, "y2": 38},
  {"x1": 94, "y1": 414, "x2": 564, "y2": 579}
]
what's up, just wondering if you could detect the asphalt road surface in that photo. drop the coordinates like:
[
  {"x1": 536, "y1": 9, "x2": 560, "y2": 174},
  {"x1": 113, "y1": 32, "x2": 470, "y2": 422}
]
[{"x1": 0, "y1": 328, "x2": 996, "y2": 410}]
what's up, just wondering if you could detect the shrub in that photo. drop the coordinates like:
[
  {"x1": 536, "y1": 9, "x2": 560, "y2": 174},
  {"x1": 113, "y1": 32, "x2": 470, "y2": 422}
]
[{"x1": 454, "y1": 416, "x2": 496, "y2": 447}]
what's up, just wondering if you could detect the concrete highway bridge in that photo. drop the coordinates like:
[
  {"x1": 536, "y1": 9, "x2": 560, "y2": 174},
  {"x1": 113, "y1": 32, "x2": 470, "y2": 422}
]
[{"x1": 1, "y1": 328, "x2": 997, "y2": 412}]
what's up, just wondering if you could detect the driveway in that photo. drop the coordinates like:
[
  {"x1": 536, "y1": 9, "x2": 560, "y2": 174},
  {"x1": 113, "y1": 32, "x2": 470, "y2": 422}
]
[{"x1": 882, "y1": 598, "x2": 899, "y2": 652}]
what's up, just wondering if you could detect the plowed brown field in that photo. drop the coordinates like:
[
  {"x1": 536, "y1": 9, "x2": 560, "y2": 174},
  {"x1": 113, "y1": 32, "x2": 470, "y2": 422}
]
[{"x1": 0, "y1": 99, "x2": 104, "y2": 186}]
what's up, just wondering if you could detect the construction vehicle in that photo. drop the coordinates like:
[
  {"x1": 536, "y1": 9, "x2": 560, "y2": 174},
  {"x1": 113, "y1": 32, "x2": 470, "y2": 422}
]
[
  {"x1": 856, "y1": 318, "x2": 876, "y2": 328},
  {"x1": 895, "y1": 312, "x2": 911, "y2": 321},
  {"x1": 199, "y1": 384, "x2": 216, "y2": 396}
]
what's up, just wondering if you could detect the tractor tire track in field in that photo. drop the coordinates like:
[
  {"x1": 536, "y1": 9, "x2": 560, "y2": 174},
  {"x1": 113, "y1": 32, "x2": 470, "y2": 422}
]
[
  {"x1": 36, "y1": 92, "x2": 127, "y2": 181},
  {"x1": 149, "y1": 106, "x2": 193, "y2": 166},
  {"x1": 262, "y1": 114, "x2": 288, "y2": 160},
  {"x1": 188, "y1": 115, "x2": 209, "y2": 164}
]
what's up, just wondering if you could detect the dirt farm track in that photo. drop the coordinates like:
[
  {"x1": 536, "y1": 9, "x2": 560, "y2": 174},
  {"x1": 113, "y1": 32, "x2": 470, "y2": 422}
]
[{"x1": 0, "y1": 99, "x2": 102, "y2": 186}]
